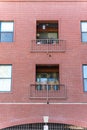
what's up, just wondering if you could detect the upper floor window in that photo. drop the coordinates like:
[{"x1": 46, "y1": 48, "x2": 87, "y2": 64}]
[
  {"x1": 0, "y1": 65, "x2": 12, "y2": 92},
  {"x1": 83, "y1": 65, "x2": 87, "y2": 92},
  {"x1": 0, "y1": 21, "x2": 14, "y2": 42},
  {"x1": 81, "y1": 21, "x2": 87, "y2": 42},
  {"x1": 36, "y1": 20, "x2": 58, "y2": 44}
]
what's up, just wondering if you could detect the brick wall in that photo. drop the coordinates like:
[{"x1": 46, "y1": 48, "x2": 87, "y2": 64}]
[{"x1": 0, "y1": 1, "x2": 87, "y2": 128}]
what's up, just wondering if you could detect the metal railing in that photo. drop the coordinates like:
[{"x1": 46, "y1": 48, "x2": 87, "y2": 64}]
[
  {"x1": 29, "y1": 83, "x2": 67, "y2": 100},
  {"x1": 3, "y1": 123, "x2": 86, "y2": 130},
  {"x1": 31, "y1": 39, "x2": 66, "y2": 52}
]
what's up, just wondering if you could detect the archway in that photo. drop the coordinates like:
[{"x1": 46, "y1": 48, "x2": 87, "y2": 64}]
[{"x1": 2, "y1": 123, "x2": 87, "y2": 130}]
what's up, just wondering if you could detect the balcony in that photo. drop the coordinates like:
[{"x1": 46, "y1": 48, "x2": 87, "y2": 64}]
[
  {"x1": 31, "y1": 39, "x2": 66, "y2": 53},
  {"x1": 29, "y1": 83, "x2": 67, "y2": 101}
]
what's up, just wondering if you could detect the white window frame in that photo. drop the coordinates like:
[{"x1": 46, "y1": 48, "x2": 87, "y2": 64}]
[
  {"x1": 0, "y1": 65, "x2": 12, "y2": 92},
  {"x1": 83, "y1": 65, "x2": 87, "y2": 92},
  {"x1": 81, "y1": 21, "x2": 87, "y2": 42},
  {"x1": 0, "y1": 21, "x2": 14, "y2": 42}
]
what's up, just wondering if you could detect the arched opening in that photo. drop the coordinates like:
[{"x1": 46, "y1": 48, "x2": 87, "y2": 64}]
[{"x1": 2, "y1": 123, "x2": 87, "y2": 130}]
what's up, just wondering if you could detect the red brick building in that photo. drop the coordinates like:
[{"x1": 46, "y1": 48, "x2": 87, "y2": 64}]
[{"x1": 0, "y1": 0, "x2": 87, "y2": 129}]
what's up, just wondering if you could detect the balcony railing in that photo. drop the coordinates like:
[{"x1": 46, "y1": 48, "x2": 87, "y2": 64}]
[
  {"x1": 31, "y1": 39, "x2": 66, "y2": 52},
  {"x1": 29, "y1": 83, "x2": 67, "y2": 100}
]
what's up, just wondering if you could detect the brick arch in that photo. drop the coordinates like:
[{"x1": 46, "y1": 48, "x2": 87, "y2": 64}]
[{"x1": 1, "y1": 117, "x2": 87, "y2": 129}]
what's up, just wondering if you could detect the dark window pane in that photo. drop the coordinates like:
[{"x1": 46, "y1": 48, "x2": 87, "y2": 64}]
[
  {"x1": 82, "y1": 33, "x2": 87, "y2": 42},
  {"x1": 1, "y1": 32, "x2": 13, "y2": 42},
  {"x1": 84, "y1": 79, "x2": 87, "y2": 92}
]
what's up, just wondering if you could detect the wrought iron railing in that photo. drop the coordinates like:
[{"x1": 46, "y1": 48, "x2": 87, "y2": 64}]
[
  {"x1": 3, "y1": 123, "x2": 86, "y2": 130},
  {"x1": 31, "y1": 39, "x2": 66, "y2": 52},
  {"x1": 29, "y1": 83, "x2": 67, "y2": 100}
]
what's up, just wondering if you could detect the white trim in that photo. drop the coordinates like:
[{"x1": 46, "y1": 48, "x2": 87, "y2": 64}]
[{"x1": 0, "y1": 103, "x2": 87, "y2": 104}]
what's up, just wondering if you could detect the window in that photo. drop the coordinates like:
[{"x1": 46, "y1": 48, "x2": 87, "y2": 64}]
[
  {"x1": 0, "y1": 21, "x2": 14, "y2": 42},
  {"x1": 83, "y1": 65, "x2": 87, "y2": 92},
  {"x1": 36, "y1": 21, "x2": 58, "y2": 44},
  {"x1": 0, "y1": 65, "x2": 12, "y2": 92},
  {"x1": 81, "y1": 21, "x2": 87, "y2": 42},
  {"x1": 36, "y1": 65, "x2": 59, "y2": 90}
]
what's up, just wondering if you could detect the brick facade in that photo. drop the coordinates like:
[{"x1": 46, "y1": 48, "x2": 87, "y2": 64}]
[{"x1": 0, "y1": 0, "x2": 87, "y2": 129}]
